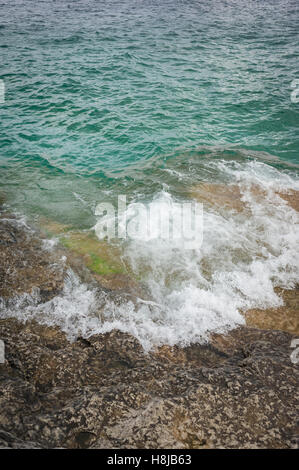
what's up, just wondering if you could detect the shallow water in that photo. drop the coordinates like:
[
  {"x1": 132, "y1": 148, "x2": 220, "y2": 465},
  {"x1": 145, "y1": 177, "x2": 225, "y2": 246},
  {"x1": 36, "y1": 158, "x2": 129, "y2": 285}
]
[{"x1": 0, "y1": 1, "x2": 299, "y2": 349}]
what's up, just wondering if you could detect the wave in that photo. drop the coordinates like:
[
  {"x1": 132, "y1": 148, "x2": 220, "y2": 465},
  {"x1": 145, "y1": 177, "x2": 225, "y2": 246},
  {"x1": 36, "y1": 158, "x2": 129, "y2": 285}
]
[{"x1": 1, "y1": 158, "x2": 298, "y2": 350}]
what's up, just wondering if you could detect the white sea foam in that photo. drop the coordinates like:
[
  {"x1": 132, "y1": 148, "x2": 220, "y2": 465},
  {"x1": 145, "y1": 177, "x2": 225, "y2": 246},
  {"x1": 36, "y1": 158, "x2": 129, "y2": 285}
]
[
  {"x1": 0, "y1": 270, "x2": 101, "y2": 341},
  {"x1": 42, "y1": 237, "x2": 58, "y2": 251},
  {"x1": 1, "y1": 160, "x2": 298, "y2": 350}
]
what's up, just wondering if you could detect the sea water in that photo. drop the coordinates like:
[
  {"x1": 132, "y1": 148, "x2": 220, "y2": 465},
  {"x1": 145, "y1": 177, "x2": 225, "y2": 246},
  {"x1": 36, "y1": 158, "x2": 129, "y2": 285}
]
[{"x1": 0, "y1": 0, "x2": 298, "y2": 349}]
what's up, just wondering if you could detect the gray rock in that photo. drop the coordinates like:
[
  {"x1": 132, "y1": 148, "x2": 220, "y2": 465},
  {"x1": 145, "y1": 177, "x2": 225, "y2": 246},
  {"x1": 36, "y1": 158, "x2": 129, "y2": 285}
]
[{"x1": 0, "y1": 318, "x2": 298, "y2": 449}]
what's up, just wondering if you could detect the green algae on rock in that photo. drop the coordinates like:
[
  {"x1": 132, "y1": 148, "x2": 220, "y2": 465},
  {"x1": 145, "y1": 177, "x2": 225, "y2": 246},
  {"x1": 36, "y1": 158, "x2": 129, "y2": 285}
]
[
  {"x1": 60, "y1": 232, "x2": 125, "y2": 276},
  {"x1": 39, "y1": 218, "x2": 141, "y2": 292}
]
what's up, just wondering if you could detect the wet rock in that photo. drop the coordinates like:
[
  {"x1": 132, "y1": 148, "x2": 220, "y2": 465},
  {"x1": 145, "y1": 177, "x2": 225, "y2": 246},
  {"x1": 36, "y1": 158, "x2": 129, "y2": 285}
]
[
  {"x1": 190, "y1": 183, "x2": 244, "y2": 212},
  {"x1": 279, "y1": 190, "x2": 299, "y2": 212},
  {"x1": 190, "y1": 183, "x2": 299, "y2": 214},
  {"x1": 39, "y1": 219, "x2": 143, "y2": 294},
  {"x1": 245, "y1": 286, "x2": 299, "y2": 336},
  {"x1": 0, "y1": 215, "x2": 65, "y2": 299}
]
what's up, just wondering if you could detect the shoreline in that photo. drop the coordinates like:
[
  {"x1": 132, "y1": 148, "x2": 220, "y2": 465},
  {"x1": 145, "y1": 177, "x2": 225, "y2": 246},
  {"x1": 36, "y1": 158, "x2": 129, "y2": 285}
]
[{"x1": 0, "y1": 205, "x2": 298, "y2": 448}]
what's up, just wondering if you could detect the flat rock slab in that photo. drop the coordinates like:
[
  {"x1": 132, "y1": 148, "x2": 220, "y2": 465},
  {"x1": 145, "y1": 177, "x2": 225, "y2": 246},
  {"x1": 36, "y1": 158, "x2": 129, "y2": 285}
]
[{"x1": 0, "y1": 318, "x2": 298, "y2": 449}]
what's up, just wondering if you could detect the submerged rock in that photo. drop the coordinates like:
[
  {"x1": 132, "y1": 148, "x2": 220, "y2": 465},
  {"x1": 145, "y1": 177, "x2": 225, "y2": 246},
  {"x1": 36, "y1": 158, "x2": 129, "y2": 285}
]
[
  {"x1": 190, "y1": 182, "x2": 299, "y2": 214},
  {"x1": 40, "y1": 218, "x2": 142, "y2": 294},
  {"x1": 190, "y1": 183, "x2": 244, "y2": 212}
]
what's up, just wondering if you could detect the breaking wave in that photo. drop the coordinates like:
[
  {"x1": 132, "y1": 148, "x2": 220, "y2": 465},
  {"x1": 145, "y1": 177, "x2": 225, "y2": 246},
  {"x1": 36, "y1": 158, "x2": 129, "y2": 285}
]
[{"x1": 1, "y1": 159, "x2": 298, "y2": 350}]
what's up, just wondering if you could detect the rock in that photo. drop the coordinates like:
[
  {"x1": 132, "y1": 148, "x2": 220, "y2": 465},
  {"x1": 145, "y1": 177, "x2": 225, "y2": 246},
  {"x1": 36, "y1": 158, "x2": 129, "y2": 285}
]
[
  {"x1": 245, "y1": 286, "x2": 299, "y2": 336},
  {"x1": 0, "y1": 318, "x2": 298, "y2": 449},
  {"x1": 0, "y1": 215, "x2": 65, "y2": 299},
  {"x1": 0, "y1": 429, "x2": 42, "y2": 449},
  {"x1": 190, "y1": 182, "x2": 299, "y2": 214},
  {"x1": 40, "y1": 219, "x2": 143, "y2": 294},
  {"x1": 279, "y1": 190, "x2": 299, "y2": 212},
  {"x1": 0, "y1": 211, "x2": 298, "y2": 449},
  {"x1": 190, "y1": 183, "x2": 244, "y2": 212}
]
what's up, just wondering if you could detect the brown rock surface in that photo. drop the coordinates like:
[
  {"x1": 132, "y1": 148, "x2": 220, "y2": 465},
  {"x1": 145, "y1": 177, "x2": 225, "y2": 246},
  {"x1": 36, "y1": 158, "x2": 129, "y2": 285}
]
[
  {"x1": 190, "y1": 183, "x2": 299, "y2": 213},
  {"x1": 279, "y1": 190, "x2": 299, "y2": 212},
  {"x1": 245, "y1": 287, "x2": 299, "y2": 336}
]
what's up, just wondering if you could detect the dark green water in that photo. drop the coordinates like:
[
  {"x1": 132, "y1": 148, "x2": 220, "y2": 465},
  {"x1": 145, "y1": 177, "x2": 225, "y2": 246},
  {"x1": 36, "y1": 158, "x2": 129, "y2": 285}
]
[{"x1": 0, "y1": 1, "x2": 299, "y2": 348}]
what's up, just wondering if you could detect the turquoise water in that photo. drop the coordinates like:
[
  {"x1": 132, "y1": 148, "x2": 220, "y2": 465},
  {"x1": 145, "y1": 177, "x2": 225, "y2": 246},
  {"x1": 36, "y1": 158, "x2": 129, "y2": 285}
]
[
  {"x1": 1, "y1": 2, "x2": 299, "y2": 196},
  {"x1": 0, "y1": 1, "x2": 299, "y2": 348}
]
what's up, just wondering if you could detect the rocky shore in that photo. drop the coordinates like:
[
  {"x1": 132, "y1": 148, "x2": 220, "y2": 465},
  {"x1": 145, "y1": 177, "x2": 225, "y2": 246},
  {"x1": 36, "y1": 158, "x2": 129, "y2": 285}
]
[{"x1": 0, "y1": 210, "x2": 298, "y2": 449}]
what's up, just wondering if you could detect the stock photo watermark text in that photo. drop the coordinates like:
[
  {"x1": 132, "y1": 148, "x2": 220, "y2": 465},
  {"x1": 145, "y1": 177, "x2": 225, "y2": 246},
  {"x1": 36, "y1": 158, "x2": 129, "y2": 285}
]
[{"x1": 94, "y1": 196, "x2": 203, "y2": 250}]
